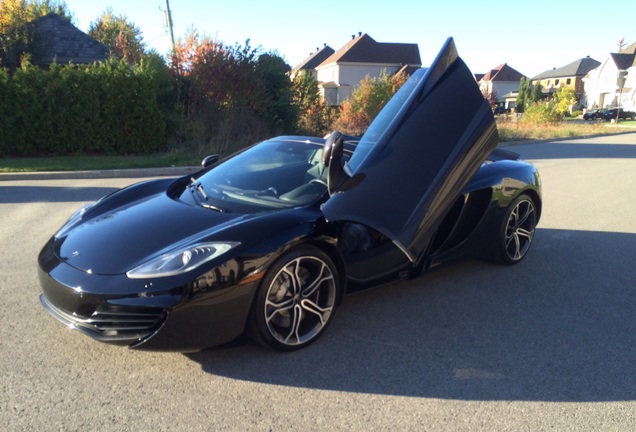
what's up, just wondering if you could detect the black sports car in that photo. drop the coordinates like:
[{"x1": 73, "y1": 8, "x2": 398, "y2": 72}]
[{"x1": 38, "y1": 38, "x2": 541, "y2": 352}]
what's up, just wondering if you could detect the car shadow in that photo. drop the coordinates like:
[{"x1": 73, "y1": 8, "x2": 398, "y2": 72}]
[
  {"x1": 186, "y1": 228, "x2": 636, "y2": 402},
  {"x1": 0, "y1": 186, "x2": 118, "y2": 203}
]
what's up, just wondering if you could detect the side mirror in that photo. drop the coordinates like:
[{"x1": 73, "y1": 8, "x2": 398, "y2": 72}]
[
  {"x1": 321, "y1": 131, "x2": 340, "y2": 167},
  {"x1": 322, "y1": 131, "x2": 349, "y2": 196},
  {"x1": 201, "y1": 154, "x2": 220, "y2": 168}
]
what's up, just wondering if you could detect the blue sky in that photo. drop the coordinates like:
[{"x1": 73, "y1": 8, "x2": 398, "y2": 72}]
[{"x1": 63, "y1": 0, "x2": 634, "y2": 77}]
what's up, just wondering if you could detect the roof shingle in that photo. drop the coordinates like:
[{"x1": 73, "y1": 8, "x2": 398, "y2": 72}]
[
  {"x1": 29, "y1": 13, "x2": 109, "y2": 66},
  {"x1": 318, "y1": 33, "x2": 421, "y2": 67},
  {"x1": 531, "y1": 57, "x2": 601, "y2": 80},
  {"x1": 480, "y1": 63, "x2": 526, "y2": 82},
  {"x1": 293, "y1": 45, "x2": 335, "y2": 71}
]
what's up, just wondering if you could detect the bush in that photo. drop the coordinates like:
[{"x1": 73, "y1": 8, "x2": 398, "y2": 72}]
[
  {"x1": 520, "y1": 101, "x2": 562, "y2": 126},
  {"x1": 0, "y1": 57, "x2": 172, "y2": 156}
]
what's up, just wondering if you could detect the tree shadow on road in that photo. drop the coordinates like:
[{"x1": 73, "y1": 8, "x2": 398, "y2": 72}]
[{"x1": 187, "y1": 228, "x2": 636, "y2": 402}]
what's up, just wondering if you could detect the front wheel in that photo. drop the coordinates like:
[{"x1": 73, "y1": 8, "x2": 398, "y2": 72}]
[
  {"x1": 494, "y1": 194, "x2": 538, "y2": 265},
  {"x1": 249, "y1": 246, "x2": 340, "y2": 351}
]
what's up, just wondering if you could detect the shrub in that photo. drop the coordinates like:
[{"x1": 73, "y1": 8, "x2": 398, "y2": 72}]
[
  {"x1": 0, "y1": 57, "x2": 171, "y2": 156},
  {"x1": 520, "y1": 101, "x2": 562, "y2": 126}
]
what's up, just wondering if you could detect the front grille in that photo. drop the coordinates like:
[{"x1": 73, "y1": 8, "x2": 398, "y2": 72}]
[{"x1": 41, "y1": 294, "x2": 166, "y2": 343}]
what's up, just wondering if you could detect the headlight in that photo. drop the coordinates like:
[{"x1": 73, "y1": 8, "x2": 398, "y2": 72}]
[{"x1": 126, "y1": 242, "x2": 239, "y2": 279}]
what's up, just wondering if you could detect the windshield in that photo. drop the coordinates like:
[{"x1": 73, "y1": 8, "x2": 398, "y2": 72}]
[{"x1": 189, "y1": 139, "x2": 329, "y2": 213}]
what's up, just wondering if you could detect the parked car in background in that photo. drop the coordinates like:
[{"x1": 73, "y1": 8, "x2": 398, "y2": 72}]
[
  {"x1": 583, "y1": 109, "x2": 605, "y2": 120},
  {"x1": 493, "y1": 106, "x2": 509, "y2": 115},
  {"x1": 603, "y1": 108, "x2": 636, "y2": 121}
]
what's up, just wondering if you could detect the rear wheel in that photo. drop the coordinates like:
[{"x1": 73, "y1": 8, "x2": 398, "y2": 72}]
[
  {"x1": 249, "y1": 246, "x2": 340, "y2": 351},
  {"x1": 494, "y1": 194, "x2": 537, "y2": 265}
]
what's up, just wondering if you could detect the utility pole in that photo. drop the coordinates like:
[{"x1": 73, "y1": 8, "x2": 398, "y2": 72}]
[{"x1": 164, "y1": 0, "x2": 176, "y2": 52}]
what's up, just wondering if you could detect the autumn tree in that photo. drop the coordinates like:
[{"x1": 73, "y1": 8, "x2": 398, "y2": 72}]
[
  {"x1": 88, "y1": 8, "x2": 145, "y2": 64},
  {"x1": 334, "y1": 70, "x2": 408, "y2": 135},
  {"x1": 169, "y1": 30, "x2": 296, "y2": 152},
  {"x1": 292, "y1": 70, "x2": 333, "y2": 135},
  {"x1": 553, "y1": 85, "x2": 577, "y2": 115},
  {"x1": 481, "y1": 86, "x2": 497, "y2": 109},
  {"x1": 0, "y1": 0, "x2": 72, "y2": 68}
]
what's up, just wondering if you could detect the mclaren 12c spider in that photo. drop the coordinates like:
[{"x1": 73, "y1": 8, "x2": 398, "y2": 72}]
[{"x1": 38, "y1": 38, "x2": 541, "y2": 352}]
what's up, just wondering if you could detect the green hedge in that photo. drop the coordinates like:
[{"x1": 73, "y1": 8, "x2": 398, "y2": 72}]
[{"x1": 0, "y1": 57, "x2": 169, "y2": 156}]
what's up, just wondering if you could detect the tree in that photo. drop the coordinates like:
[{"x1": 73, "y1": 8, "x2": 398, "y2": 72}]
[
  {"x1": 481, "y1": 86, "x2": 497, "y2": 109},
  {"x1": 255, "y1": 53, "x2": 296, "y2": 132},
  {"x1": 169, "y1": 30, "x2": 297, "y2": 152},
  {"x1": 88, "y1": 8, "x2": 145, "y2": 64},
  {"x1": 292, "y1": 70, "x2": 333, "y2": 135},
  {"x1": 0, "y1": 0, "x2": 72, "y2": 69},
  {"x1": 516, "y1": 76, "x2": 543, "y2": 113},
  {"x1": 334, "y1": 70, "x2": 408, "y2": 135},
  {"x1": 515, "y1": 77, "x2": 530, "y2": 113},
  {"x1": 553, "y1": 86, "x2": 577, "y2": 115}
]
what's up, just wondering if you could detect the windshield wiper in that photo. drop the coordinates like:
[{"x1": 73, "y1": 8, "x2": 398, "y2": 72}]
[
  {"x1": 189, "y1": 177, "x2": 208, "y2": 200},
  {"x1": 189, "y1": 177, "x2": 226, "y2": 212}
]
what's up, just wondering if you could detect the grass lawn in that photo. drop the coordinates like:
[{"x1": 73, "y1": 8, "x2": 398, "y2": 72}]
[
  {"x1": 0, "y1": 153, "x2": 201, "y2": 173},
  {"x1": 497, "y1": 117, "x2": 636, "y2": 142},
  {"x1": 2, "y1": 120, "x2": 636, "y2": 173}
]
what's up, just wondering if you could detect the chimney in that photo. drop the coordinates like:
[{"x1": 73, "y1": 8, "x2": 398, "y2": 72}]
[{"x1": 358, "y1": 32, "x2": 362, "y2": 37}]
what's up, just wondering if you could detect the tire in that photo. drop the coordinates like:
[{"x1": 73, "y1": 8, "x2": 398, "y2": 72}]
[
  {"x1": 494, "y1": 194, "x2": 538, "y2": 265},
  {"x1": 249, "y1": 245, "x2": 340, "y2": 351}
]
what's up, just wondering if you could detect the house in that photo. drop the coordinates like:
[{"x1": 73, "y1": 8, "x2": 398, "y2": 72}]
[
  {"x1": 478, "y1": 64, "x2": 526, "y2": 110},
  {"x1": 291, "y1": 44, "x2": 335, "y2": 80},
  {"x1": 310, "y1": 33, "x2": 422, "y2": 105},
  {"x1": 531, "y1": 56, "x2": 601, "y2": 107},
  {"x1": 28, "y1": 13, "x2": 109, "y2": 67},
  {"x1": 583, "y1": 43, "x2": 636, "y2": 111}
]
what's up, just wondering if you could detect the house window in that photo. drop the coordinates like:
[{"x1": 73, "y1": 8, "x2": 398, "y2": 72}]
[
  {"x1": 555, "y1": 79, "x2": 560, "y2": 85},
  {"x1": 566, "y1": 78, "x2": 571, "y2": 85}
]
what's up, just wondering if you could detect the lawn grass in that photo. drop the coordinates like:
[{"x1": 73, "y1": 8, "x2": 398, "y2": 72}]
[
  {"x1": 2, "y1": 119, "x2": 636, "y2": 173},
  {"x1": 0, "y1": 152, "x2": 201, "y2": 173},
  {"x1": 497, "y1": 117, "x2": 636, "y2": 142}
]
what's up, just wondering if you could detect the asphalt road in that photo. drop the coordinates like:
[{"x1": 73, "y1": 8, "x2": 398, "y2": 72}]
[{"x1": 1, "y1": 133, "x2": 635, "y2": 431}]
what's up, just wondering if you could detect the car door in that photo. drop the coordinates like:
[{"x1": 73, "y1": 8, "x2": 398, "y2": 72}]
[{"x1": 321, "y1": 38, "x2": 499, "y2": 265}]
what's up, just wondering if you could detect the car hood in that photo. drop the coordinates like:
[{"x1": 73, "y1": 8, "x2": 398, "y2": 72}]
[
  {"x1": 321, "y1": 38, "x2": 498, "y2": 263},
  {"x1": 53, "y1": 181, "x2": 292, "y2": 275}
]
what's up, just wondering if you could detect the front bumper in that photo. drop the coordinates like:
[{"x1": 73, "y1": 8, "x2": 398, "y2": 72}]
[
  {"x1": 40, "y1": 293, "x2": 166, "y2": 344},
  {"x1": 38, "y1": 239, "x2": 262, "y2": 352}
]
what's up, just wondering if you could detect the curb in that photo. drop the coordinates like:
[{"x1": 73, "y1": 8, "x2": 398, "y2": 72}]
[{"x1": 0, "y1": 166, "x2": 201, "y2": 181}]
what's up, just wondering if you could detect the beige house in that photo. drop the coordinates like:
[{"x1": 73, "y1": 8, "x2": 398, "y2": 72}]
[
  {"x1": 297, "y1": 33, "x2": 421, "y2": 106},
  {"x1": 531, "y1": 57, "x2": 600, "y2": 108}
]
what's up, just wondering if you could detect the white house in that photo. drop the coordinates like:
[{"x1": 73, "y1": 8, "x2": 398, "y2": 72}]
[
  {"x1": 311, "y1": 33, "x2": 421, "y2": 106},
  {"x1": 478, "y1": 63, "x2": 526, "y2": 109},
  {"x1": 584, "y1": 43, "x2": 636, "y2": 110}
]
